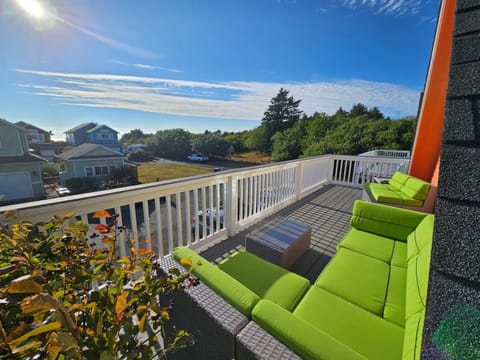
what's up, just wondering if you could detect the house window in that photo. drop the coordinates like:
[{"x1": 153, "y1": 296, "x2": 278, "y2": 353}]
[
  {"x1": 99, "y1": 130, "x2": 113, "y2": 140},
  {"x1": 85, "y1": 166, "x2": 112, "y2": 177}
]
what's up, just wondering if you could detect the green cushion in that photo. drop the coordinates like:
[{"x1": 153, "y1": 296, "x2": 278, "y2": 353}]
[
  {"x1": 383, "y1": 265, "x2": 407, "y2": 327},
  {"x1": 252, "y1": 300, "x2": 367, "y2": 360},
  {"x1": 401, "y1": 177, "x2": 430, "y2": 201},
  {"x1": 402, "y1": 312, "x2": 425, "y2": 360},
  {"x1": 389, "y1": 172, "x2": 410, "y2": 190},
  {"x1": 294, "y1": 286, "x2": 404, "y2": 360},
  {"x1": 172, "y1": 247, "x2": 260, "y2": 317},
  {"x1": 338, "y1": 228, "x2": 395, "y2": 264},
  {"x1": 395, "y1": 192, "x2": 424, "y2": 207},
  {"x1": 367, "y1": 185, "x2": 404, "y2": 205},
  {"x1": 351, "y1": 201, "x2": 427, "y2": 242},
  {"x1": 406, "y1": 215, "x2": 435, "y2": 262},
  {"x1": 405, "y1": 243, "x2": 432, "y2": 318},
  {"x1": 391, "y1": 241, "x2": 408, "y2": 268},
  {"x1": 315, "y1": 248, "x2": 390, "y2": 316},
  {"x1": 218, "y1": 250, "x2": 310, "y2": 311}
]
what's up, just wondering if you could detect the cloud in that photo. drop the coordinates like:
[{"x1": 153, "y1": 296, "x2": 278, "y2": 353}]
[
  {"x1": 110, "y1": 60, "x2": 183, "y2": 73},
  {"x1": 13, "y1": 69, "x2": 420, "y2": 120},
  {"x1": 342, "y1": 0, "x2": 425, "y2": 16}
]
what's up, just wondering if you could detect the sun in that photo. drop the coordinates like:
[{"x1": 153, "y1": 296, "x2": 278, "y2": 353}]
[{"x1": 16, "y1": 0, "x2": 46, "y2": 19}]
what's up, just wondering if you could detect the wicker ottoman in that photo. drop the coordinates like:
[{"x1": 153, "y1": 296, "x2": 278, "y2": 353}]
[{"x1": 245, "y1": 217, "x2": 311, "y2": 269}]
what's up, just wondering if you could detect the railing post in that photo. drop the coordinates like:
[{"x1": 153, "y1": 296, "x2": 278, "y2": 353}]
[
  {"x1": 225, "y1": 175, "x2": 238, "y2": 236},
  {"x1": 294, "y1": 161, "x2": 304, "y2": 200},
  {"x1": 327, "y1": 155, "x2": 335, "y2": 184}
]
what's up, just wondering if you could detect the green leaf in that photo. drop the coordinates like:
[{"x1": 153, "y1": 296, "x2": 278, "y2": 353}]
[
  {"x1": 11, "y1": 340, "x2": 43, "y2": 354},
  {"x1": 7, "y1": 278, "x2": 42, "y2": 294},
  {"x1": 9, "y1": 322, "x2": 61, "y2": 348},
  {"x1": 100, "y1": 350, "x2": 116, "y2": 360},
  {"x1": 138, "y1": 313, "x2": 147, "y2": 333}
]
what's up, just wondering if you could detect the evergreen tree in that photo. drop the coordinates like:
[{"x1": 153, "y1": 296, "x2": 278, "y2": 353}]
[{"x1": 261, "y1": 88, "x2": 303, "y2": 151}]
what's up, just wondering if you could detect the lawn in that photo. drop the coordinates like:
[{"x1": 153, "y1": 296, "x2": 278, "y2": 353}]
[
  {"x1": 230, "y1": 151, "x2": 271, "y2": 164},
  {"x1": 138, "y1": 163, "x2": 212, "y2": 183}
]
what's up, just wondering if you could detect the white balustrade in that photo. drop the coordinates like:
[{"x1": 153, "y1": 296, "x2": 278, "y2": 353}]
[{"x1": 0, "y1": 154, "x2": 410, "y2": 259}]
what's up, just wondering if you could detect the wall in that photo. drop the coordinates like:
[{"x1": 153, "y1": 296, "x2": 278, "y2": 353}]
[{"x1": 422, "y1": 1, "x2": 480, "y2": 358}]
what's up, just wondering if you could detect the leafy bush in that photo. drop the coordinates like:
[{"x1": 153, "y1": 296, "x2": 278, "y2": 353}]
[
  {"x1": 65, "y1": 177, "x2": 96, "y2": 194},
  {"x1": 128, "y1": 151, "x2": 154, "y2": 163},
  {"x1": 0, "y1": 210, "x2": 196, "y2": 359}
]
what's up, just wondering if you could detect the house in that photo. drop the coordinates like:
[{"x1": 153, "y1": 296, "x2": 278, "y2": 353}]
[
  {"x1": 0, "y1": 119, "x2": 46, "y2": 204},
  {"x1": 57, "y1": 143, "x2": 125, "y2": 186},
  {"x1": 15, "y1": 121, "x2": 64, "y2": 161},
  {"x1": 65, "y1": 122, "x2": 122, "y2": 153}
]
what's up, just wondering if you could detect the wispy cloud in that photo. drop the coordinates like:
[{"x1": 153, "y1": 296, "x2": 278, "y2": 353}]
[
  {"x1": 13, "y1": 69, "x2": 420, "y2": 120},
  {"x1": 343, "y1": 0, "x2": 425, "y2": 16},
  {"x1": 110, "y1": 60, "x2": 183, "y2": 73}
]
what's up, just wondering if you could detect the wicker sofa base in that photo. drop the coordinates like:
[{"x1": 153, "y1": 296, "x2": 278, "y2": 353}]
[{"x1": 157, "y1": 256, "x2": 249, "y2": 360}]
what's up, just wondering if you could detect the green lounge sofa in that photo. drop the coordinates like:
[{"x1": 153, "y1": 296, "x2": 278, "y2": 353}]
[
  {"x1": 163, "y1": 200, "x2": 434, "y2": 360},
  {"x1": 363, "y1": 171, "x2": 436, "y2": 213}
]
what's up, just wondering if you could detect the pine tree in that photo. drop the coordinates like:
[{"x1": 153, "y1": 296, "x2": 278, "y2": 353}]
[{"x1": 261, "y1": 88, "x2": 302, "y2": 151}]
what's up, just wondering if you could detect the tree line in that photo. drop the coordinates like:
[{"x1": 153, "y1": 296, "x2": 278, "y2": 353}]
[{"x1": 121, "y1": 88, "x2": 417, "y2": 162}]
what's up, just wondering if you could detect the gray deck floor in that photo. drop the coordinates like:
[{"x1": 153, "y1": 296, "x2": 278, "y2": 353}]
[{"x1": 200, "y1": 184, "x2": 362, "y2": 283}]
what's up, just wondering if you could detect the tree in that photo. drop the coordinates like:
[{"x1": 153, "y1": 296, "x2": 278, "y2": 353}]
[
  {"x1": 155, "y1": 129, "x2": 192, "y2": 159},
  {"x1": 261, "y1": 88, "x2": 303, "y2": 151},
  {"x1": 271, "y1": 119, "x2": 307, "y2": 162},
  {"x1": 349, "y1": 103, "x2": 369, "y2": 118},
  {"x1": 191, "y1": 133, "x2": 232, "y2": 158},
  {"x1": 121, "y1": 129, "x2": 151, "y2": 145},
  {"x1": 244, "y1": 125, "x2": 269, "y2": 153}
]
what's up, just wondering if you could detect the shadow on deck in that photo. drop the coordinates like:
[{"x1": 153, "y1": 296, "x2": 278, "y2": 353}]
[{"x1": 200, "y1": 184, "x2": 362, "y2": 283}]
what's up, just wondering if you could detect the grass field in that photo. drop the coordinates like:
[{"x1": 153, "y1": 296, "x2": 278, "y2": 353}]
[
  {"x1": 230, "y1": 151, "x2": 271, "y2": 164},
  {"x1": 138, "y1": 163, "x2": 212, "y2": 183}
]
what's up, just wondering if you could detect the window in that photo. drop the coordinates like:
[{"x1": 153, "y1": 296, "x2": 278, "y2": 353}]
[
  {"x1": 85, "y1": 166, "x2": 112, "y2": 177},
  {"x1": 99, "y1": 130, "x2": 113, "y2": 140}
]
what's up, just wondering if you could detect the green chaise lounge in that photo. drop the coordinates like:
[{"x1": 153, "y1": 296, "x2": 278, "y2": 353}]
[
  {"x1": 159, "y1": 200, "x2": 435, "y2": 360},
  {"x1": 363, "y1": 171, "x2": 436, "y2": 213}
]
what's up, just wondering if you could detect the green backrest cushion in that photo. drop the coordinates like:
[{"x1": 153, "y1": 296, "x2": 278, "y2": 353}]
[
  {"x1": 402, "y1": 312, "x2": 425, "y2": 360},
  {"x1": 406, "y1": 215, "x2": 435, "y2": 262},
  {"x1": 252, "y1": 299, "x2": 367, "y2": 360},
  {"x1": 405, "y1": 243, "x2": 432, "y2": 318},
  {"x1": 400, "y1": 177, "x2": 431, "y2": 201},
  {"x1": 218, "y1": 250, "x2": 310, "y2": 311},
  {"x1": 315, "y1": 248, "x2": 390, "y2": 316},
  {"x1": 351, "y1": 200, "x2": 427, "y2": 241},
  {"x1": 172, "y1": 247, "x2": 260, "y2": 317},
  {"x1": 389, "y1": 172, "x2": 410, "y2": 190}
]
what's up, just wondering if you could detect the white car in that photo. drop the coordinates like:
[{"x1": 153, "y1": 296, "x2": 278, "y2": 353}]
[
  {"x1": 192, "y1": 208, "x2": 224, "y2": 236},
  {"x1": 187, "y1": 154, "x2": 208, "y2": 161},
  {"x1": 56, "y1": 187, "x2": 71, "y2": 196}
]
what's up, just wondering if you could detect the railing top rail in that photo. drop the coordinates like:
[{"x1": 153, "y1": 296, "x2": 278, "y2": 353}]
[{"x1": 331, "y1": 155, "x2": 409, "y2": 163}]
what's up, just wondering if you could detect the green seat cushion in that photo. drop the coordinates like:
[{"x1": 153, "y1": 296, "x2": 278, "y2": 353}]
[
  {"x1": 384, "y1": 265, "x2": 407, "y2": 327},
  {"x1": 402, "y1": 312, "x2": 425, "y2": 360},
  {"x1": 172, "y1": 247, "x2": 260, "y2": 317},
  {"x1": 406, "y1": 215, "x2": 435, "y2": 262},
  {"x1": 401, "y1": 178, "x2": 430, "y2": 201},
  {"x1": 368, "y1": 185, "x2": 404, "y2": 205},
  {"x1": 315, "y1": 248, "x2": 390, "y2": 316},
  {"x1": 252, "y1": 300, "x2": 367, "y2": 360},
  {"x1": 389, "y1": 172, "x2": 410, "y2": 190},
  {"x1": 351, "y1": 200, "x2": 427, "y2": 241},
  {"x1": 294, "y1": 286, "x2": 404, "y2": 360},
  {"x1": 338, "y1": 228, "x2": 395, "y2": 264},
  {"x1": 218, "y1": 250, "x2": 310, "y2": 311},
  {"x1": 395, "y1": 192, "x2": 424, "y2": 207}
]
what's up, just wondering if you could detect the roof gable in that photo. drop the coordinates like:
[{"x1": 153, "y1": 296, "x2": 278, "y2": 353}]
[
  {"x1": 85, "y1": 124, "x2": 119, "y2": 134},
  {"x1": 58, "y1": 143, "x2": 124, "y2": 160},
  {"x1": 65, "y1": 122, "x2": 96, "y2": 133},
  {"x1": 15, "y1": 121, "x2": 50, "y2": 134}
]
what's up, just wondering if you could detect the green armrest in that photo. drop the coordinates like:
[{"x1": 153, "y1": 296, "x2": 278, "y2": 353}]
[
  {"x1": 172, "y1": 247, "x2": 260, "y2": 317},
  {"x1": 351, "y1": 200, "x2": 427, "y2": 241},
  {"x1": 252, "y1": 300, "x2": 367, "y2": 360}
]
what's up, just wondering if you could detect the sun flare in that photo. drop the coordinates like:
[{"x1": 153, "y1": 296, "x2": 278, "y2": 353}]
[{"x1": 16, "y1": 0, "x2": 46, "y2": 19}]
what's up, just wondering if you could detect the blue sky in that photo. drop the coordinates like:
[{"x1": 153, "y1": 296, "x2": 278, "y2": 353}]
[{"x1": 0, "y1": 0, "x2": 439, "y2": 140}]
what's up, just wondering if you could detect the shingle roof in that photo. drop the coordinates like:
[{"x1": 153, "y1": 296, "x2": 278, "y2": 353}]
[
  {"x1": 0, "y1": 153, "x2": 47, "y2": 164},
  {"x1": 85, "y1": 124, "x2": 119, "y2": 134},
  {"x1": 65, "y1": 122, "x2": 96, "y2": 133},
  {"x1": 15, "y1": 121, "x2": 50, "y2": 134},
  {"x1": 57, "y1": 143, "x2": 124, "y2": 160}
]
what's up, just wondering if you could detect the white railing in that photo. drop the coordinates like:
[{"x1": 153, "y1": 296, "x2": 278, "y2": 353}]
[
  {"x1": 0, "y1": 154, "x2": 409, "y2": 258},
  {"x1": 359, "y1": 149, "x2": 411, "y2": 159}
]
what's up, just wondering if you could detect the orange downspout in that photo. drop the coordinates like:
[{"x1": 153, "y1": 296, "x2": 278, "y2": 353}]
[{"x1": 409, "y1": 0, "x2": 456, "y2": 183}]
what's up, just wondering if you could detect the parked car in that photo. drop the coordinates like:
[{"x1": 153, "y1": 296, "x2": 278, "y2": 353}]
[
  {"x1": 187, "y1": 154, "x2": 208, "y2": 161},
  {"x1": 56, "y1": 187, "x2": 71, "y2": 196},
  {"x1": 192, "y1": 208, "x2": 224, "y2": 237}
]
